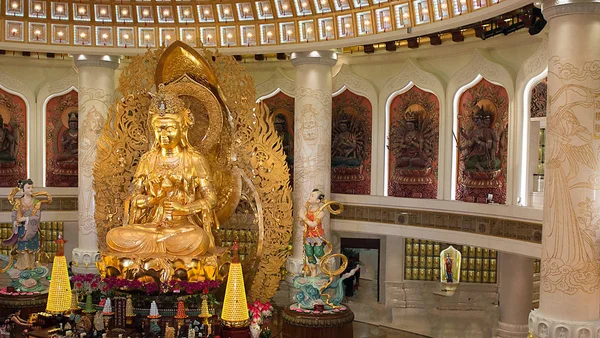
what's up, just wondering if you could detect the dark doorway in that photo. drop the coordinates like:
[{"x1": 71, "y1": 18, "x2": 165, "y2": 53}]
[{"x1": 340, "y1": 237, "x2": 381, "y2": 302}]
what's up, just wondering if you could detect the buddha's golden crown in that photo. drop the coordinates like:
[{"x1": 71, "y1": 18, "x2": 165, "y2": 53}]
[{"x1": 149, "y1": 84, "x2": 187, "y2": 117}]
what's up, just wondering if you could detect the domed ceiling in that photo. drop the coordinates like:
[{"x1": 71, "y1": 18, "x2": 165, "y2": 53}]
[{"x1": 1, "y1": 0, "x2": 512, "y2": 51}]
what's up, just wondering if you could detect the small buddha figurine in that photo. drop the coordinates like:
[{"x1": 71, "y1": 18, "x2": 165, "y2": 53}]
[
  {"x1": 56, "y1": 111, "x2": 78, "y2": 167},
  {"x1": 106, "y1": 86, "x2": 218, "y2": 258}
]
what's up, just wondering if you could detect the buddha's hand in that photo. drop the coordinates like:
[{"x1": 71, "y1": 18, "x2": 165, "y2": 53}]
[
  {"x1": 134, "y1": 195, "x2": 152, "y2": 208},
  {"x1": 164, "y1": 201, "x2": 190, "y2": 217}
]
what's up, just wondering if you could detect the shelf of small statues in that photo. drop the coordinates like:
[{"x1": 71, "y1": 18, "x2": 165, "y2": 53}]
[{"x1": 27, "y1": 314, "x2": 223, "y2": 338}]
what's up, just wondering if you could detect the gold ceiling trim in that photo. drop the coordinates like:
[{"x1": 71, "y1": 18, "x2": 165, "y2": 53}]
[{"x1": 0, "y1": 0, "x2": 499, "y2": 49}]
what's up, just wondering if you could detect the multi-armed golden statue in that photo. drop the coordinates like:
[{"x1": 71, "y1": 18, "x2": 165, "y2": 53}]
[{"x1": 95, "y1": 42, "x2": 293, "y2": 299}]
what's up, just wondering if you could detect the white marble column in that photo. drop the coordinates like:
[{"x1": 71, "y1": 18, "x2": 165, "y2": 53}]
[
  {"x1": 496, "y1": 253, "x2": 533, "y2": 338},
  {"x1": 384, "y1": 235, "x2": 405, "y2": 308},
  {"x1": 71, "y1": 55, "x2": 120, "y2": 274},
  {"x1": 286, "y1": 51, "x2": 338, "y2": 277},
  {"x1": 529, "y1": 1, "x2": 600, "y2": 336}
]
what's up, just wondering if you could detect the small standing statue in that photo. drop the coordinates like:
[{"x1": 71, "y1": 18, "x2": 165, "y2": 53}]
[
  {"x1": 293, "y1": 189, "x2": 359, "y2": 309},
  {"x1": 300, "y1": 189, "x2": 327, "y2": 277},
  {"x1": 438, "y1": 246, "x2": 461, "y2": 296},
  {"x1": 0, "y1": 179, "x2": 52, "y2": 291},
  {"x1": 445, "y1": 253, "x2": 453, "y2": 283}
]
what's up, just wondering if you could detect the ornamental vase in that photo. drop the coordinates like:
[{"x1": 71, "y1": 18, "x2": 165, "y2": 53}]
[{"x1": 85, "y1": 293, "x2": 94, "y2": 313}]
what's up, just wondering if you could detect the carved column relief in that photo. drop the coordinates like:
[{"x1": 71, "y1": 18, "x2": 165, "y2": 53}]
[
  {"x1": 72, "y1": 55, "x2": 120, "y2": 274},
  {"x1": 529, "y1": 0, "x2": 600, "y2": 336},
  {"x1": 287, "y1": 51, "x2": 337, "y2": 276}
]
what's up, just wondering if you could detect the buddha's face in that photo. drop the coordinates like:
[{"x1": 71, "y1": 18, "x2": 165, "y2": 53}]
[{"x1": 153, "y1": 117, "x2": 182, "y2": 150}]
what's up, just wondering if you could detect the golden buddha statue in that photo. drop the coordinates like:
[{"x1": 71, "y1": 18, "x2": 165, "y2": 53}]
[{"x1": 105, "y1": 86, "x2": 218, "y2": 258}]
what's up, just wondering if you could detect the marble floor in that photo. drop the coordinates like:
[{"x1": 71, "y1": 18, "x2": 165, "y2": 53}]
[{"x1": 346, "y1": 279, "x2": 497, "y2": 338}]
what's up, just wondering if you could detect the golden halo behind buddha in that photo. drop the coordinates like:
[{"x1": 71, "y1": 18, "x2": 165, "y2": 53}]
[{"x1": 155, "y1": 41, "x2": 218, "y2": 89}]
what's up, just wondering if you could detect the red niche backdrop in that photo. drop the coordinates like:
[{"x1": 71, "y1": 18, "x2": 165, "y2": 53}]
[
  {"x1": 46, "y1": 90, "x2": 79, "y2": 187},
  {"x1": 331, "y1": 89, "x2": 372, "y2": 195},
  {"x1": 0, "y1": 87, "x2": 27, "y2": 187},
  {"x1": 456, "y1": 78, "x2": 509, "y2": 204},
  {"x1": 263, "y1": 91, "x2": 295, "y2": 185},
  {"x1": 387, "y1": 85, "x2": 439, "y2": 199},
  {"x1": 530, "y1": 77, "x2": 547, "y2": 118}
]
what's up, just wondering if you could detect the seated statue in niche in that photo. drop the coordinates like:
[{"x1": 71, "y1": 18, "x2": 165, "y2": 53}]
[
  {"x1": 458, "y1": 104, "x2": 502, "y2": 187},
  {"x1": 389, "y1": 107, "x2": 435, "y2": 185},
  {"x1": 332, "y1": 112, "x2": 361, "y2": 168},
  {"x1": 331, "y1": 110, "x2": 365, "y2": 182},
  {"x1": 56, "y1": 112, "x2": 78, "y2": 169},
  {"x1": 105, "y1": 88, "x2": 219, "y2": 259},
  {"x1": 0, "y1": 115, "x2": 17, "y2": 167},
  {"x1": 274, "y1": 113, "x2": 294, "y2": 167}
]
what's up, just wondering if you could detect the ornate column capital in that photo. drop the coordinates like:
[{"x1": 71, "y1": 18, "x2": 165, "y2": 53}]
[
  {"x1": 529, "y1": 309, "x2": 600, "y2": 338},
  {"x1": 542, "y1": 0, "x2": 600, "y2": 20},
  {"x1": 290, "y1": 50, "x2": 338, "y2": 67},
  {"x1": 71, "y1": 249, "x2": 100, "y2": 275},
  {"x1": 74, "y1": 54, "x2": 120, "y2": 69}
]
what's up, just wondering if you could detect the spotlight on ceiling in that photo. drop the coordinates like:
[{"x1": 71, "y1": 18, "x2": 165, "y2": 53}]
[
  {"x1": 429, "y1": 34, "x2": 442, "y2": 46},
  {"x1": 503, "y1": 19, "x2": 526, "y2": 35},
  {"x1": 385, "y1": 41, "x2": 396, "y2": 52},
  {"x1": 234, "y1": 55, "x2": 243, "y2": 61},
  {"x1": 276, "y1": 53, "x2": 287, "y2": 60},
  {"x1": 363, "y1": 44, "x2": 375, "y2": 54},
  {"x1": 451, "y1": 30, "x2": 464, "y2": 42},
  {"x1": 528, "y1": 7, "x2": 546, "y2": 35},
  {"x1": 407, "y1": 37, "x2": 419, "y2": 49},
  {"x1": 480, "y1": 24, "x2": 503, "y2": 40},
  {"x1": 255, "y1": 54, "x2": 265, "y2": 61}
]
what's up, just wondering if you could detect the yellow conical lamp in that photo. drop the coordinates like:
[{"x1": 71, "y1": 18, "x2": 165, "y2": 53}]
[
  {"x1": 46, "y1": 234, "x2": 72, "y2": 314},
  {"x1": 221, "y1": 242, "x2": 250, "y2": 338}
]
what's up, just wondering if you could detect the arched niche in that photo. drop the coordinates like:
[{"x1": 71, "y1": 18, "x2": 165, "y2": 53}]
[
  {"x1": 447, "y1": 50, "x2": 514, "y2": 204},
  {"x1": 255, "y1": 68, "x2": 296, "y2": 183},
  {"x1": 38, "y1": 67, "x2": 79, "y2": 188},
  {"x1": 43, "y1": 87, "x2": 79, "y2": 188},
  {"x1": 0, "y1": 66, "x2": 33, "y2": 188},
  {"x1": 514, "y1": 37, "x2": 548, "y2": 207},
  {"x1": 379, "y1": 59, "x2": 444, "y2": 198},
  {"x1": 255, "y1": 68, "x2": 295, "y2": 100},
  {"x1": 331, "y1": 64, "x2": 377, "y2": 195}
]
